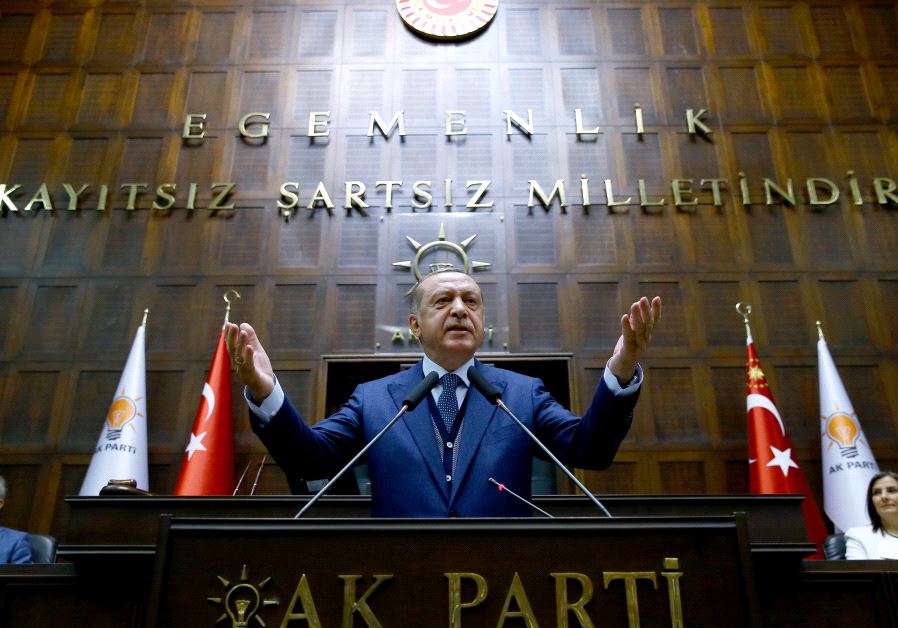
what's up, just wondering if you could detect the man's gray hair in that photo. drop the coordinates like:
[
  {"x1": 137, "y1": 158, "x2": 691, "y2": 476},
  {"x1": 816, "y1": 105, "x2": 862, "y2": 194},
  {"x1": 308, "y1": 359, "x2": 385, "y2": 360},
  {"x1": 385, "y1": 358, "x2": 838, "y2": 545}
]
[
  {"x1": 406, "y1": 267, "x2": 481, "y2": 315},
  {"x1": 0, "y1": 475, "x2": 6, "y2": 500}
]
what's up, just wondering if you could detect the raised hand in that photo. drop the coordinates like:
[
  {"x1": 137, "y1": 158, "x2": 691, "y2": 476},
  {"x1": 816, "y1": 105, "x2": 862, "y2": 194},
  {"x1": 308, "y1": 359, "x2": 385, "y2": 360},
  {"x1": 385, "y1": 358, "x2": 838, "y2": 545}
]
[
  {"x1": 225, "y1": 322, "x2": 275, "y2": 402},
  {"x1": 608, "y1": 296, "x2": 662, "y2": 385}
]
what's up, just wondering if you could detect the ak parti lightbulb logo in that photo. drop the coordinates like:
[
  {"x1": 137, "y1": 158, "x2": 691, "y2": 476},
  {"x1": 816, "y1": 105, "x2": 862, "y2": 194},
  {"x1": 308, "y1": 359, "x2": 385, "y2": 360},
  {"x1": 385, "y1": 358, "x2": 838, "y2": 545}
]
[
  {"x1": 105, "y1": 392, "x2": 141, "y2": 441},
  {"x1": 823, "y1": 411, "x2": 861, "y2": 458}
]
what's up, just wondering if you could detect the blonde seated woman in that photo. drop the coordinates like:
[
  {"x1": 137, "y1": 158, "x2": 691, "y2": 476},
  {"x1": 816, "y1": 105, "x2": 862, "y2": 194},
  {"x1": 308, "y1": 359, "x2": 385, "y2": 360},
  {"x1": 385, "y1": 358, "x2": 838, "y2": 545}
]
[{"x1": 846, "y1": 471, "x2": 898, "y2": 560}]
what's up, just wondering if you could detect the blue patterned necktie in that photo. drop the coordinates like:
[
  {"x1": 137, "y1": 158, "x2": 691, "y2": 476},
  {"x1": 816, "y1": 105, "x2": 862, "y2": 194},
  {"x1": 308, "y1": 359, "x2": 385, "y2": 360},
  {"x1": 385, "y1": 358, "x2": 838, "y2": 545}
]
[{"x1": 437, "y1": 373, "x2": 461, "y2": 432}]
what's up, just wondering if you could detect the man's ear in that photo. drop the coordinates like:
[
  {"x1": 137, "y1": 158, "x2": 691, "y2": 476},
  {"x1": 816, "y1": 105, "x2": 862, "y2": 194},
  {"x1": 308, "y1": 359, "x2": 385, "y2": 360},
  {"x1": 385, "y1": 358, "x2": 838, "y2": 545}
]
[
  {"x1": 408, "y1": 313, "x2": 419, "y2": 337},
  {"x1": 0, "y1": 498, "x2": 5, "y2": 511}
]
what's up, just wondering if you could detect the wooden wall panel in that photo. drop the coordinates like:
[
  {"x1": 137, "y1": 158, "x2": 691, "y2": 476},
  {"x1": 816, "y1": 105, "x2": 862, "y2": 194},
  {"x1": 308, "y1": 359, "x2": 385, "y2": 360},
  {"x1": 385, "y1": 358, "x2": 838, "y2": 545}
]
[
  {"x1": 1, "y1": 0, "x2": 897, "y2": 536},
  {"x1": 516, "y1": 281, "x2": 562, "y2": 351},
  {"x1": 90, "y1": 12, "x2": 138, "y2": 65},
  {"x1": 556, "y1": 8, "x2": 596, "y2": 56},
  {"x1": 659, "y1": 461, "x2": 707, "y2": 493}
]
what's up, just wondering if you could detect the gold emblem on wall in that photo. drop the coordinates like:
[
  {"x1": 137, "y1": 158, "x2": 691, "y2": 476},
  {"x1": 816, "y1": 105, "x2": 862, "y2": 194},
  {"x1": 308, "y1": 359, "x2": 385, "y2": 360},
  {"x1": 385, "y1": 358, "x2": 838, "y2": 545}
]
[
  {"x1": 209, "y1": 565, "x2": 278, "y2": 628},
  {"x1": 392, "y1": 223, "x2": 491, "y2": 280},
  {"x1": 396, "y1": 0, "x2": 499, "y2": 41}
]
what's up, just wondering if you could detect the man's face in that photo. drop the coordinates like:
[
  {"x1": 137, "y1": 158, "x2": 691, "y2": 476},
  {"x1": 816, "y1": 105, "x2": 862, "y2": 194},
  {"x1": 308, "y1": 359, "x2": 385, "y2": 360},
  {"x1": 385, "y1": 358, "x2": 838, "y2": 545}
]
[{"x1": 409, "y1": 272, "x2": 484, "y2": 371}]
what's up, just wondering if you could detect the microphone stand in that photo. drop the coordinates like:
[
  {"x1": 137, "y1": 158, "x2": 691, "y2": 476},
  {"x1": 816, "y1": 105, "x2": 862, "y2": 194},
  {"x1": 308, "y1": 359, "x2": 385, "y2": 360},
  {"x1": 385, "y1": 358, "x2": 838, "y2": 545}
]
[
  {"x1": 468, "y1": 366, "x2": 613, "y2": 517},
  {"x1": 294, "y1": 371, "x2": 439, "y2": 518},
  {"x1": 488, "y1": 478, "x2": 554, "y2": 518},
  {"x1": 493, "y1": 397, "x2": 612, "y2": 517}
]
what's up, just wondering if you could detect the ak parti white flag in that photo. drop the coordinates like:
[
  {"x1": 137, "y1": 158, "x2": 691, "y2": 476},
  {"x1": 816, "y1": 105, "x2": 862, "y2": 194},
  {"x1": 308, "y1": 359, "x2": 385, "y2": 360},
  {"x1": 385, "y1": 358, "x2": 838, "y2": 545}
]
[
  {"x1": 818, "y1": 328, "x2": 879, "y2": 532},
  {"x1": 79, "y1": 315, "x2": 149, "y2": 496}
]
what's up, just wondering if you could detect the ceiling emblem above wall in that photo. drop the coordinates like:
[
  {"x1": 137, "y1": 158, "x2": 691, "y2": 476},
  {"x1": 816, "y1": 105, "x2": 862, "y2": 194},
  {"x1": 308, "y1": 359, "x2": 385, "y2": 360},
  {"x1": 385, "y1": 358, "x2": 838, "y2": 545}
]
[
  {"x1": 396, "y1": 0, "x2": 499, "y2": 41},
  {"x1": 393, "y1": 223, "x2": 491, "y2": 279}
]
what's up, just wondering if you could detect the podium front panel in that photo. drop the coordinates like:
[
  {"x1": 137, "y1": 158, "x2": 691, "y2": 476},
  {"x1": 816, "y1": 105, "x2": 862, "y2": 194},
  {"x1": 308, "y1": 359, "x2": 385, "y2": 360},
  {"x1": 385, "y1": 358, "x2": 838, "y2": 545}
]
[{"x1": 148, "y1": 516, "x2": 758, "y2": 627}]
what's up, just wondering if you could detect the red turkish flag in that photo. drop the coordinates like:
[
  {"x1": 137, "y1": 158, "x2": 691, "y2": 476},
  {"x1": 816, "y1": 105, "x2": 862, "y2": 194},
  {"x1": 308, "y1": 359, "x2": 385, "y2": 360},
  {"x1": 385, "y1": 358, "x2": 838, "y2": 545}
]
[
  {"x1": 174, "y1": 328, "x2": 235, "y2": 495},
  {"x1": 746, "y1": 338, "x2": 828, "y2": 559}
]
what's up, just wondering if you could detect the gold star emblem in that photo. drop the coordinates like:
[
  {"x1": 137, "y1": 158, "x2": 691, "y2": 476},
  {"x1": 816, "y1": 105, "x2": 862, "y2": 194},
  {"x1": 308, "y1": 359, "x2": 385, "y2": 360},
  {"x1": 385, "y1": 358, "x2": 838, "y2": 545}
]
[
  {"x1": 748, "y1": 366, "x2": 765, "y2": 383},
  {"x1": 392, "y1": 223, "x2": 491, "y2": 280}
]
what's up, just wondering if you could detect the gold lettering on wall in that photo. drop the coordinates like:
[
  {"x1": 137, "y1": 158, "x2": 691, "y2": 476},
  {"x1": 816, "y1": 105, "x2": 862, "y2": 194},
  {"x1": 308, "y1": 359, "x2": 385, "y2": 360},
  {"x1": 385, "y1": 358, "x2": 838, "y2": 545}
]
[
  {"x1": 633, "y1": 103, "x2": 645, "y2": 135},
  {"x1": 174, "y1": 104, "x2": 717, "y2": 140},
  {"x1": 368, "y1": 111, "x2": 406, "y2": 138},
  {"x1": 445, "y1": 111, "x2": 467, "y2": 136},
  {"x1": 239, "y1": 112, "x2": 271, "y2": 139},
  {"x1": 504, "y1": 109, "x2": 534, "y2": 136},
  {"x1": 685, "y1": 109, "x2": 711, "y2": 136},
  {"x1": 1, "y1": 176, "x2": 897, "y2": 216},
  {"x1": 528, "y1": 180, "x2": 568, "y2": 215},
  {"x1": 671, "y1": 179, "x2": 698, "y2": 210},
  {"x1": 574, "y1": 108, "x2": 600, "y2": 135},
  {"x1": 182, "y1": 113, "x2": 207, "y2": 139},
  {"x1": 638, "y1": 180, "x2": 664, "y2": 212},
  {"x1": 466, "y1": 181, "x2": 493, "y2": 209},
  {"x1": 806, "y1": 178, "x2": 840, "y2": 207},
  {"x1": 308, "y1": 112, "x2": 331, "y2": 137}
]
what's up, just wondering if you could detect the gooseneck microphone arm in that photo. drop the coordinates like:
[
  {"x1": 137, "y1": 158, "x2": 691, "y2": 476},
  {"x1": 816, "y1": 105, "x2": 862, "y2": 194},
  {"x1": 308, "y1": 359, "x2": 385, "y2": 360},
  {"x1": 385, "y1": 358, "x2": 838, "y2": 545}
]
[
  {"x1": 468, "y1": 366, "x2": 613, "y2": 518},
  {"x1": 294, "y1": 371, "x2": 439, "y2": 519},
  {"x1": 488, "y1": 477, "x2": 554, "y2": 518}
]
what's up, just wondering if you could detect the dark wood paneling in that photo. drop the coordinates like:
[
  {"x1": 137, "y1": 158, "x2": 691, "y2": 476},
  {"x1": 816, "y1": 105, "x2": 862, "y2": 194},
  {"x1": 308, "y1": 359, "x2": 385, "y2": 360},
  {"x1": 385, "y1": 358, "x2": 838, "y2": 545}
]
[{"x1": 1, "y1": 0, "x2": 897, "y2": 536}]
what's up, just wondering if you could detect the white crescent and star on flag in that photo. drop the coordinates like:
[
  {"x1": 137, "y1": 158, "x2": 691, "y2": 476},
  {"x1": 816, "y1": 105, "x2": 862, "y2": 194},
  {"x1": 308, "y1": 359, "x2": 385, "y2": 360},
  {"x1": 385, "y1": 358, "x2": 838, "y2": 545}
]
[
  {"x1": 747, "y1": 392, "x2": 799, "y2": 477},
  {"x1": 201, "y1": 383, "x2": 215, "y2": 421},
  {"x1": 767, "y1": 445, "x2": 799, "y2": 476},
  {"x1": 185, "y1": 431, "x2": 208, "y2": 460}
]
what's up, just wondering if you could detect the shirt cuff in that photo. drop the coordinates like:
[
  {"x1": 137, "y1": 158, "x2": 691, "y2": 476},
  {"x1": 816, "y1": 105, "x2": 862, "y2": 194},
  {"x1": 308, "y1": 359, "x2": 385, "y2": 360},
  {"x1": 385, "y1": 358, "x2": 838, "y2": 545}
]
[
  {"x1": 603, "y1": 361, "x2": 643, "y2": 396},
  {"x1": 245, "y1": 376, "x2": 284, "y2": 426}
]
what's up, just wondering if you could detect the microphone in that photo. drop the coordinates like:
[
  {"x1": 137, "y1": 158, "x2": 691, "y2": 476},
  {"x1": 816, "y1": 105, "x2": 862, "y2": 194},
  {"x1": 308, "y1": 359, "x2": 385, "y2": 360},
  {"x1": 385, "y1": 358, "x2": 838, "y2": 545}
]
[
  {"x1": 468, "y1": 366, "x2": 613, "y2": 518},
  {"x1": 403, "y1": 370, "x2": 441, "y2": 410},
  {"x1": 489, "y1": 477, "x2": 554, "y2": 518},
  {"x1": 294, "y1": 371, "x2": 440, "y2": 518}
]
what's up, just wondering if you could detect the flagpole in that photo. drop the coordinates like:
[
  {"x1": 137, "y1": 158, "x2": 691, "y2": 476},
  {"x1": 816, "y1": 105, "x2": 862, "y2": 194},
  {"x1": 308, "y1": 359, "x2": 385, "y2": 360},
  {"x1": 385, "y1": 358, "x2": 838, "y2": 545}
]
[
  {"x1": 142, "y1": 308, "x2": 149, "y2": 328},
  {"x1": 735, "y1": 302, "x2": 752, "y2": 339},
  {"x1": 816, "y1": 320, "x2": 824, "y2": 340},
  {"x1": 223, "y1": 290, "x2": 240, "y2": 326}
]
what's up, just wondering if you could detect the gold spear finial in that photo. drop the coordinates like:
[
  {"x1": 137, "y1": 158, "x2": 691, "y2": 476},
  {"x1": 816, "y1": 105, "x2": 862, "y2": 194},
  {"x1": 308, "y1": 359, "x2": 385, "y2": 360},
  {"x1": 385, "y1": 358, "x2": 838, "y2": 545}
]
[
  {"x1": 735, "y1": 302, "x2": 752, "y2": 338},
  {"x1": 141, "y1": 308, "x2": 149, "y2": 328},
  {"x1": 816, "y1": 320, "x2": 824, "y2": 341},
  {"x1": 223, "y1": 290, "x2": 241, "y2": 325}
]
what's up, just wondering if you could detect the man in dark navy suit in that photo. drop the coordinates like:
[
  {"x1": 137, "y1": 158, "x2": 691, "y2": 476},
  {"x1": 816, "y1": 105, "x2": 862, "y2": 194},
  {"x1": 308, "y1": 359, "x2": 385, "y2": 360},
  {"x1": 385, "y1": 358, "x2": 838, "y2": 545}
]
[
  {"x1": 227, "y1": 270, "x2": 661, "y2": 516},
  {"x1": 0, "y1": 476, "x2": 32, "y2": 564}
]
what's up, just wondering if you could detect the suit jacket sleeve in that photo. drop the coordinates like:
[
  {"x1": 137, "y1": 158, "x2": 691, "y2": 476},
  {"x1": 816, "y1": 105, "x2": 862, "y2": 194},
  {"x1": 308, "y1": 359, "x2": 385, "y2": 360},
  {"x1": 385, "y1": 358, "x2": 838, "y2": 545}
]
[
  {"x1": 0, "y1": 529, "x2": 32, "y2": 564},
  {"x1": 531, "y1": 370, "x2": 637, "y2": 470},
  {"x1": 250, "y1": 385, "x2": 368, "y2": 484},
  {"x1": 11, "y1": 534, "x2": 31, "y2": 564}
]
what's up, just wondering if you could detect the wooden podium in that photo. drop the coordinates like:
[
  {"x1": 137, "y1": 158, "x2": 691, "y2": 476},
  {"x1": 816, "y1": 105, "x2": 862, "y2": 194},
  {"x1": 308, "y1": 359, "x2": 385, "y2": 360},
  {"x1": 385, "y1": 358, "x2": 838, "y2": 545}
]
[
  {"x1": 147, "y1": 515, "x2": 758, "y2": 627},
  {"x1": 4, "y1": 495, "x2": 898, "y2": 626}
]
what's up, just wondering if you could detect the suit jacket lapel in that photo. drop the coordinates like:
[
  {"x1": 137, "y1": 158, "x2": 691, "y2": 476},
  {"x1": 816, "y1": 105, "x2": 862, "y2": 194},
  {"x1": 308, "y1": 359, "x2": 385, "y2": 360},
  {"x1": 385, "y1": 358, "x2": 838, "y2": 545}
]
[
  {"x1": 390, "y1": 363, "x2": 449, "y2": 500},
  {"x1": 450, "y1": 363, "x2": 506, "y2": 503}
]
